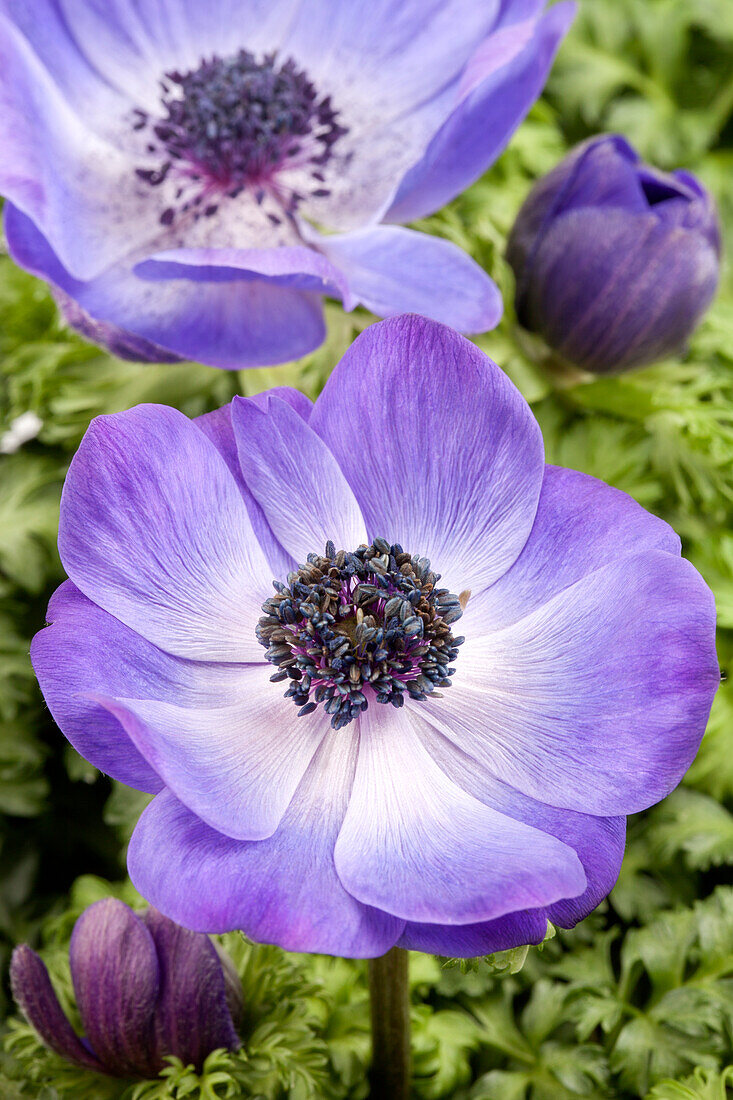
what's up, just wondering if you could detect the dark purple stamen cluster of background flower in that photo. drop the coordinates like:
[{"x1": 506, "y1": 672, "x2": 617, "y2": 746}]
[
  {"x1": 135, "y1": 50, "x2": 346, "y2": 226},
  {"x1": 257, "y1": 539, "x2": 464, "y2": 730}
]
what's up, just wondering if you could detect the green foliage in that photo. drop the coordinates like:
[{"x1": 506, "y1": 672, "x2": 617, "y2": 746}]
[
  {"x1": 548, "y1": 0, "x2": 733, "y2": 166},
  {"x1": 647, "y1": 1066, "x2": 733, "y2": 1100}
]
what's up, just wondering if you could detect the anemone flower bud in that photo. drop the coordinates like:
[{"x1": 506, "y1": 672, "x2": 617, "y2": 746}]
[
  {"x1": 506, "y1": 134, "x2": 721, "y2": 375},
  {"x1": 10, "y1": 899, "x2": 241, "y2": 1078}
]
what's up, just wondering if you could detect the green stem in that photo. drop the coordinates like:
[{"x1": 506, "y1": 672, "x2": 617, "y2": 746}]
[{"x1": 368, "y1": 947, "x2": 412, "y2": 1100}]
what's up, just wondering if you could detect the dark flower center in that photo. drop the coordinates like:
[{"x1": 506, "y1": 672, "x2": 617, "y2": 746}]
[
  {"x1": 257, "y1": 539, "x2": 465, "y2": 730},
  {"x1": 133, "y1": 50, "x2": 346, "y2": 227}
]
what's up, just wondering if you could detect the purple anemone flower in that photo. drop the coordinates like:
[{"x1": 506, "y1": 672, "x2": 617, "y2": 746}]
[
  {"x1": 0, "y1": 0, "x2": 574, "y2": 369},
  {"x1": 10, "y1": 899, "x2": 242, "y2": 1077},
  {"x1": 31, "y1": 315, "x2": 718, "y2": 958},
  {"x1": 506, "y1": 134, "x2": 721, "y2": 375}
]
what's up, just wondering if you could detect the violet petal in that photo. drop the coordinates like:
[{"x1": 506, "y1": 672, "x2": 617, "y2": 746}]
[
  {"x1": 69, "y1": 899, "x2": 160, "y2": 1078},
  {"x1": 10, "y1": 945, "x2": 105, "y2": 1073}
]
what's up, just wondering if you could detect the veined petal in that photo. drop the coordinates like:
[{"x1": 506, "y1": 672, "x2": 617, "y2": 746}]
[
  {"x1": 143, "y1": 909, "x2": 239, "y2": 1070},
  {"x1": 416, "y1": 721, "x2": 627, "y2": 928},
  {"x1": 0, "y1": 0, "x2": 132, "y2": 129},
  {"x1": 5, "y1": 206, "x2": 329, "y2": 369},
  {"x1": 94, "y1": 671, "x2": 327, "y2": 841},
  {"x1": 462, "y1": 465, "x2": 680, "y2": 635},
  {"x1": 334, "y1": 705, "x2": 586, "y2": 924},
  {"x1": 310, "y1": 315, "x2": 544, "y2": 596},
  {"x1": 0, "y1": 0, "x2": 298, "y2": 119},
  {"x1": 517, "y1": 206, "x2": 720, "y2": 375},
  {"x1": 311, "y1": 225, "x2": 501, "y2": 333},
  {"x1": 282, "y1": 0, "x2": 501, "y2": 229},
  {"x1": 31, "y1": 581, "x2": 258, "y2": 793},
  {"x1": 386, "y1": 3, "x2": 575, "y2": 222},
  {"x1": 430, "y1": 552, "x2": 719, "y2": 816},
  {"x1": 196, "y1": 399, "x2": 307, "y2": 579},
  {"x1": 496, "y1": 0, "x2": 547, "y2": 24},
  {"x1": 128, "y1": 734, "x2": 405, "y2": 957},
  {"x1": 10, "y1": 946, "x2": 104, "y2": 1073},
  {"x1": 58, "y1": 402, "x2": 273, "y2": 662},
  {"x1": 32, "y1": 583, "x2": 161, "y2": 793},
  {"x1": 398, "y1": 910, "x2": 548, "y2": 956},
  {"x1": 70, "y1": 899, "x2": 160, "y2": 1078},
  {"x1": 136, "y1": 245, "x2": 347, "y2": 298},
  {"x1": 231, "y1": 394, "x2": 367, "y2": 566},
  {"x1": 0, "y1": 16, "x2": 167, "y2": 280}
]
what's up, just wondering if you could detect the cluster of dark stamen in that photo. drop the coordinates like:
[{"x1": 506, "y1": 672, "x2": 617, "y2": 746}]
[
  {"x1": 257, "y1": 539, "x2": 465, "y2": 730},
  {"x1": 133, "y1": 49, "x2": 346, "y2": 226}
]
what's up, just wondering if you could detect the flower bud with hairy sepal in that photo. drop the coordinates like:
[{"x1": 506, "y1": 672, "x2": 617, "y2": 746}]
[
  {"x1": 506, "y1": 134, "x2": 721, "y2": 376},
  {"x1": 10, "y1": 899, "x2": 241, "y2": 1079}
]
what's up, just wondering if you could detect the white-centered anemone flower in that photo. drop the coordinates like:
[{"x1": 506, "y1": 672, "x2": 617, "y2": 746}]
[
  {"x1": 0, "y1": 0, "x2": 574, "y2": 367},
  {"x1": 31, "y1": 316, "x2": 718, "y2": 958}
]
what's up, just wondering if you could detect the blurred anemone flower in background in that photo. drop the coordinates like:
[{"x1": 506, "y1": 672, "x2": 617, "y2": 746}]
[
  {"x1": 31, "y1": 315, "x2": 718, "y2": 958},
  {"x1": 506, "y1": 134, "x2": 721, "y2": 376},
  {"x1": 0, "y1": 0, "x2": 574, "y2": 369},
  {"x1": 10, "y1": 899, "x2": 242, "y2": 1077}
]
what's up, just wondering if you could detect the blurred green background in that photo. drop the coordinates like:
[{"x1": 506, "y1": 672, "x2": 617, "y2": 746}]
[{"x1": 1, "y1": 2, "x2": 732, "y2": 1097}]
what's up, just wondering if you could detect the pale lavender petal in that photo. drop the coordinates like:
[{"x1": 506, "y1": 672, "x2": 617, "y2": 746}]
[
  {"x1": 462, "y1": 465, "x2": 681, "y2": 635},
  {"x1": 310, "y1": 315, "x2": 544, "y2": 595},
  {"x1": 0, "y1": 0, "x2": 297, "y2": 118},
  {"x1": 197, "y1": 389, "x2": 312, "y2": 489},
  {"x1": 54, "y1": 290, "x2": 183, "y2": 363},
  {"x1": 32, "y1": 582, "x2": 161, "y2": 792},
  {"x1": 386, "y1": 3, "x2": 575, "y2": 222},
  {"x1": 93, "y1": 670, "x2": 327, "y2": 841},
  {"x1": 246, "y1": 386, "x2": 313, "y2": 421},
  {"x1": 128, "y1": 734, "x2": 405, "y2": 957},
  {"x1": 10, "y1": 945, "x2": 105, "y2": 1073},
  {"x1": 70, "y1": 899, "x2": 159, "y2": 1078},
  {"x1": 151, "y1": 0, "x2": 298, "y2": 60},
  {"x1": 547, "y1": 817, "x2": 626, "y2": 928},
  {"x1": 5, "y1": 206, "x2": 329, "y2": 369},
  {"x1": 58, "y1": 403, "x2": 273, "y2": 662},
  {"x1": 281, "y1": 0, "x2": 501, "y2": 229},
  {"x1": 231, "y1": 395, "x2": 367, "y2": 565},
  {"x1": 0, "y1": 17, "x2": 165, "y2": 281},
  {"x1": 311, "y1": 225, "x2": 501, "y2": 333},
  {"x1": 31, "y1": 581, "x2": 259, "y2": 792},
  {"x1": 398, "y1": 910, "x2": 547, "y2": 955},
  {"x1": 143, "y1": 909, "x2": 239, "y2": 1070},
  {"x1": 136, "y1": 245, "x2": 347, "y2": 298},
  {"x1": 496, "y1": 0, "x2": 546, "y2": 24},
  {"x1": 284, "y1": 0, "x2": 500, "y2": 117},
  {"x1": 0, "y1": 0, "x2": 132, "y2": 129},
  {"x1": 430, "y1": 552, "x2": 719, "y2": 816},
  {"x1": 196, "y1": 400, "x2": 302, "y2": 579},
  {"x1": 333, "y1": 705, "x2": 585, "y2": 924},
  {"x1": 416, "y1": 721, "x2": 627, "y2": 928}
]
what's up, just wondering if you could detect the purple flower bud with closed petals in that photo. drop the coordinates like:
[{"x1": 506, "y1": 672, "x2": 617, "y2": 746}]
[
  {"x1": 10, "y1": 899, "x2": 242, "y2": 1078},
  {"x1": 506, "y1": 134, "x2": 721, "y2": 375}
]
